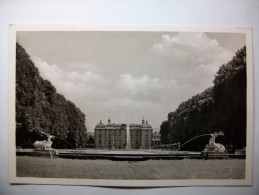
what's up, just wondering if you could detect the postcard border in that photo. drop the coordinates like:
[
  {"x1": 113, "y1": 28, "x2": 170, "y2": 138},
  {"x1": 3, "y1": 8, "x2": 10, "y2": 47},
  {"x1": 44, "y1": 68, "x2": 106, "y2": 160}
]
[{"x1": 9, "y1": 25, "x2": 253, "y2": 187}]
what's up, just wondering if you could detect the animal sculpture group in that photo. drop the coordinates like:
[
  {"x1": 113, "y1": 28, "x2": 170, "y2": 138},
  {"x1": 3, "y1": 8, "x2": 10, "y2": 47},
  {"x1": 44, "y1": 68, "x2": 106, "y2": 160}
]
[
  {"x1": 203, "y1": 132, "x2": 226, "y2": 153},
  {"x1": 33, "y1": 135, "x2": 54, "y2": 150}
]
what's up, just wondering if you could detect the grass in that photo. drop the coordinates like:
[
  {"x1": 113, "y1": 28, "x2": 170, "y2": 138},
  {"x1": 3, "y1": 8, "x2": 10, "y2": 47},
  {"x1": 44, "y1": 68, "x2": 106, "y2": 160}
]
[{"x1": 16, "y1": 156, "x2": 245, "y2": 179}]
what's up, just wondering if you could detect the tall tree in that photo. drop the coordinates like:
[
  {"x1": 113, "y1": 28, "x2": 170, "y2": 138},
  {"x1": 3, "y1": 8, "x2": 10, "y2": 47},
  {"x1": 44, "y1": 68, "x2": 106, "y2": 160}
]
[{"x1": 213, "y1": 46, "x2": 246, "y2": 149}]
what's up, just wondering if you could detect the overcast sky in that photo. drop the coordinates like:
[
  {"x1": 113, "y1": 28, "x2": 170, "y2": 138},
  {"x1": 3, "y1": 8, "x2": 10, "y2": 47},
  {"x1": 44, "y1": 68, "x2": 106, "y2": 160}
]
[{"x1": 17, "y1": 31, "x2": 245, "y2": 132}]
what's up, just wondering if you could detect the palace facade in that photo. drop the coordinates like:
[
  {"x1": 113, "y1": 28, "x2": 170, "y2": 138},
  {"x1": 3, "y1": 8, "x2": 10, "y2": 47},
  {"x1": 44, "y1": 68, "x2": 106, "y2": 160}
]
[{"x1": 94, "y1": 118, "x2": 153, "y2": 149}]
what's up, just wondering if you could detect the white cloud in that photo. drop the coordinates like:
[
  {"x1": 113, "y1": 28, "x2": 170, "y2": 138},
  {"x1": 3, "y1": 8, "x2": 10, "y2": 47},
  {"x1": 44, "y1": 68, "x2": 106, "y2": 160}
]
[
  {"x1": 151, "y1": 32, "x2": 233, "y2": 69},
  {"x1": 32, "y1": 57, "x2": 64, "y2": 82},
  {"x1": 118, "y1": 74, "x2": 176, "y2": 96},
  {"x1": 151, "y1": 32, "x2": 234, "y2": 89},
  {"x1": 67, "y1": 71, "x2": 105, "y2": 84},
  {"x1": 152, "y1": 33, "x2": 220, "y2": 53},
  {"x1": 32, "y1": 57, "x2": 109, "y2": 101},
  {"x1": 197, "y1": 60, "x2": 223, "y2": 75}
]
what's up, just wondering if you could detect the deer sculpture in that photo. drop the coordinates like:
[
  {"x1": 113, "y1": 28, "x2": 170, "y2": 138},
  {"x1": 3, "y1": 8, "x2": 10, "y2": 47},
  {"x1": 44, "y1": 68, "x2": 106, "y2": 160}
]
[
  {"x1": 203, "y1": 132, "x2": 225, "y2": 153},
  {"x1": 33, "y1": 133, "x2": 54, "y2": 150}
]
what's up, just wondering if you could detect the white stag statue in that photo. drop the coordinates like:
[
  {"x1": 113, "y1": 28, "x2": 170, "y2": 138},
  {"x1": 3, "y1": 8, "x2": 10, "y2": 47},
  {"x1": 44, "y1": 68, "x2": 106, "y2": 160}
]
[
  {"x1": 203, "y1": 132, "x2": 225, "y2": 153},
  {"x1": 33, "y1": 135, "x2": 54, "y2": 150}
]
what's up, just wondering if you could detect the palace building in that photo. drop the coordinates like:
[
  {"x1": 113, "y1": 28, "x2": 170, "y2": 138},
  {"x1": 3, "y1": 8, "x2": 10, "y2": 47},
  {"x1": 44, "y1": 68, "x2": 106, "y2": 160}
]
[{"x1": 94, "y1": 118, "x2": 153, "y2": 149}]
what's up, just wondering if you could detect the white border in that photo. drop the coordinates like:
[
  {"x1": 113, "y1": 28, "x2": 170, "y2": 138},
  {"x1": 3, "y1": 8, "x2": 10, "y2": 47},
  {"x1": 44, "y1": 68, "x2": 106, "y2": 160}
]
[{"x1": 9, "y1": 25, "x2": 253, "y2": 187}]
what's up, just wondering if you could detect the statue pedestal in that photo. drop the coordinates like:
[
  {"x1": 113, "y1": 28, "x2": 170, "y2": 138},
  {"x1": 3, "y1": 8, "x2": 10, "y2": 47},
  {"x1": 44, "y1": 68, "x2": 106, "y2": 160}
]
[
  {"x1": 202, "y1": 143, "x2": 226, "y2": 153},
  {"x1": 32, "y1": 149, "x2": 58, "y2": 158}
]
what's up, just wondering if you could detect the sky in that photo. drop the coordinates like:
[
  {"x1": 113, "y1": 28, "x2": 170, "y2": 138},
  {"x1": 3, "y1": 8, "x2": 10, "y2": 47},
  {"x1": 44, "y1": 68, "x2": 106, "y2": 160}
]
[{"x1": 17, "y1": 30, "x2": 245, "y2": 132}]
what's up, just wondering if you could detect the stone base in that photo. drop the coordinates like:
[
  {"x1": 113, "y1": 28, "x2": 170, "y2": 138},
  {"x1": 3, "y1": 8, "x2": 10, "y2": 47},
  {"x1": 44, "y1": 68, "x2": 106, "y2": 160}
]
[{"x1": 32, "y1": 149, "x2": 58, "y2": 158}]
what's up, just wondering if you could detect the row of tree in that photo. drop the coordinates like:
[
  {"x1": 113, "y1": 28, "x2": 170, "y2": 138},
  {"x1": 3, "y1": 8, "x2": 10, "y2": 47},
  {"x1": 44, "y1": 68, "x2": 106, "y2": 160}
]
[
  {"x1": 16, "y1": 44, "x2": 87, "y2": 148},
  {"x1": 160, "y1": 46, "x2": 247, "y2": 151}
]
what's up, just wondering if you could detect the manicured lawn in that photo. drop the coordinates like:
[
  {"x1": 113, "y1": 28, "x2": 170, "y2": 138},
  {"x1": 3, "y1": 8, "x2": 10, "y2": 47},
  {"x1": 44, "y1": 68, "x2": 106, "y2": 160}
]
[{"x1": 16, "y1": 156, "x2": 245, "y2": 179}]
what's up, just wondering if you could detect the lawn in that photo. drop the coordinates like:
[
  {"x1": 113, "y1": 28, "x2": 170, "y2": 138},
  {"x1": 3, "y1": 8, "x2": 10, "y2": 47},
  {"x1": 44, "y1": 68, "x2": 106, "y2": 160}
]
[{"x1": 16, "y1": 156, "x2": 245, "y2": 179}]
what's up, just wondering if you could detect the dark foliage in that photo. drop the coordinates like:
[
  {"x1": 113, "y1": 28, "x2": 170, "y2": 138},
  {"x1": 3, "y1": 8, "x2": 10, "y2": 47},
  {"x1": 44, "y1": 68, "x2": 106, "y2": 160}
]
[
  {"x1": 16, "y1": 43, "x2": 87, "y2": 148},
  {"x1": 160, "y1": 46, "x2": 247, "y2": 151}
]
